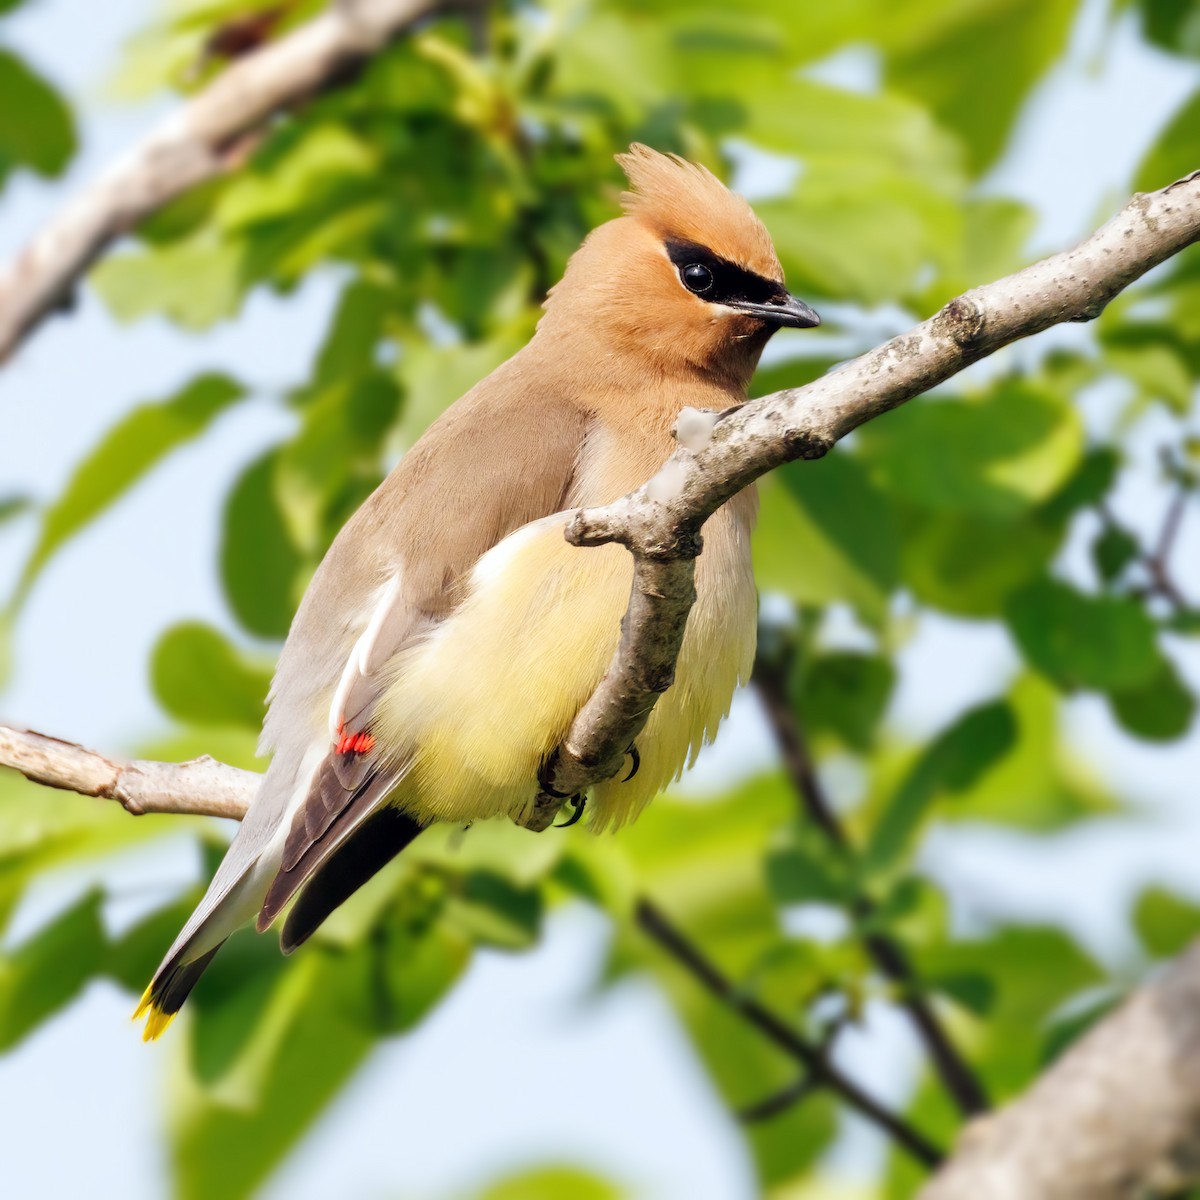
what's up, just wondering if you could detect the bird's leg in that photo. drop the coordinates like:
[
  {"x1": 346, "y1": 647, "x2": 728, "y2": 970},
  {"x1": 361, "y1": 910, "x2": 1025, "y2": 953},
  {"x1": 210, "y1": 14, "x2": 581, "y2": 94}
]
[
  {"x1": 555, "y1": 794, "x2": 586, "y2": 828},
  {"x1": 622, "y1": 742, "x2": 640, "y2": 782}
]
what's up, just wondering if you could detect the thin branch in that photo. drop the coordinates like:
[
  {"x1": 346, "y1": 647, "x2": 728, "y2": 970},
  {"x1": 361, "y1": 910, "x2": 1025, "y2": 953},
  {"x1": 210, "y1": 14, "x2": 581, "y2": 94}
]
[
  {"x1": 753, "y1": 659, "x2": 990, "y2": 1119},
  {"x1": 0, "y1": 722, "x2": 940, "y2": 1164},
  {"x1": 737, "y1": 1011, "x2": 849, "y2": 1123},
  {"x1": 635, "y1": 897, "x2": 943, "y2": 1166},
  {"x1": 9, "y1": 723, "x2": 1200, "y2": 1191},
  {"x1": 751, "y1": 657, "x2": 847, "y2": 848},
  {"x1": 0, "y1": 724, "x2": 255, "y2": 819},
  {"x1": 533, "y1": 170, "x2": 1200, "y2": 822},
  {"x1": 2, "y1": 171, "x2": 1200, "y2": 1186},
  {"x1": 737, "y1": 1074, "x2": 820, "y2": 1125},
  {"x1": 1146, "y1": 448, "x2": 1193, "y2": 609},
  {"x1": 0, "y1": 0, "x2": 442, "y2": 365}
]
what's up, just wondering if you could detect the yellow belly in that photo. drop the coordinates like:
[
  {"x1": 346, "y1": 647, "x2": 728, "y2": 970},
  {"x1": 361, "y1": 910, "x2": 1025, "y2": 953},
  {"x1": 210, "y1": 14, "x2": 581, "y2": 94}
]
[{"x1": 373, "y1": 495, "x2": 757, "y2": 830}]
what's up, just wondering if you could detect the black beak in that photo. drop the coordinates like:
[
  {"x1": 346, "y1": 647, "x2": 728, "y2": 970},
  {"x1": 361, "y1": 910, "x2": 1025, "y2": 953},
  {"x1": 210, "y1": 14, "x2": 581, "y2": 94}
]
[{"x1": 728, "y1": 293, "x2": 821, "y2": 329}]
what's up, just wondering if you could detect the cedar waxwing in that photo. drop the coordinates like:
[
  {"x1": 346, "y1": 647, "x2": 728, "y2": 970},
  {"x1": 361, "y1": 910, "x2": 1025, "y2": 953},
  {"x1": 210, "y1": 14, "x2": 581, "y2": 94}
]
[{"x1": 135, "y1": 144, "x2": 820, "y2": 1039}]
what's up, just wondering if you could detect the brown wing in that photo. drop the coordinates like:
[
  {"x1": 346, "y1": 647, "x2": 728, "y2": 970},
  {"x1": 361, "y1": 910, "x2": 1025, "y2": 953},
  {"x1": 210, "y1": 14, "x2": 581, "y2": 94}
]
[
  {"x1": 256, "y1": 749, "x2": 409, "y2": 934},
  {"x1": 253, "y1": 368, "x2": 591, "y2": 940}
]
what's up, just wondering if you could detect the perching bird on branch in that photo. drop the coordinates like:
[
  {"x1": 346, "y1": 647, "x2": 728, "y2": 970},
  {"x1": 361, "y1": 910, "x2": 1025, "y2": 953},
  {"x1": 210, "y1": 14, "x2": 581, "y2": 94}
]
[{"x1": 136, "y1": 144, "x2": 821, "y2": 1039}]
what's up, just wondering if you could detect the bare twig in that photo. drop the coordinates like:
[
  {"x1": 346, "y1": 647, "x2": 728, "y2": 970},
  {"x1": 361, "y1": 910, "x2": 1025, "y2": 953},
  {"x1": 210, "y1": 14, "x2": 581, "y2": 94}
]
[
  {"x1": 0, "y1": 0, "x2": 440, "y2": 364},
  {"x1": 736, "y1": 1010, "x2": 848, "y2": 1123},
  {"x1": 10, "y1": 723, "x2": 1200, "y2": 1190},
  {"x1": 0, "y1": 722, "x2": 938, "y2": 1163},
  {"x1": 737, "y1": 1074, "x2": 820, "y2": 1124},
  {"x1": 753, "y1": 659, "x2": 990, "y2": 1118},
  {"x1": 1146, "y1": 448, "x2": 1193, "y2": 609},
  {"x1": 635, "y1": 897, "x2": 943, "y2": 1166},
  {"x1": 2, "y1": 171, "x2": 1200, "y2": 1190},
  {"x1": 0, "y1": 724, "x2": 255, "y2": 819},
  {"x1": 532, "y1": 171, "x2": 1200, "y2": 821}
]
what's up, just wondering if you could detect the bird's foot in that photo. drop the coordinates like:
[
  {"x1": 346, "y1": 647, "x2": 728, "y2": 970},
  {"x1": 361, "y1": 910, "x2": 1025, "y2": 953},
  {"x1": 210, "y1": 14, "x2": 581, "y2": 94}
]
[
  {"x1": 555, "y1": 794, "x2": 586, "y2": 828},
  {"x1": 623, "y1": 742, "x2": 640, "y2": 782}
]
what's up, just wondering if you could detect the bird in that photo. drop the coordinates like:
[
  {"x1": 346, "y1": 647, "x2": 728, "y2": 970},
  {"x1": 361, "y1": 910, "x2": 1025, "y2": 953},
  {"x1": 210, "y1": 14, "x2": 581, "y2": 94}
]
[{"x1": 135, "y1": 143, "x2": 820, "y2": 1040}]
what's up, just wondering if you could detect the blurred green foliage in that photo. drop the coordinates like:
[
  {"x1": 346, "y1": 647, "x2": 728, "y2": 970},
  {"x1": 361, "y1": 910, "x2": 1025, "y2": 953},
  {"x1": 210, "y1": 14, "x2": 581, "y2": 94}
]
[{"x1": 1, "y1": 0, "x2": 1199, "y2": 1197}]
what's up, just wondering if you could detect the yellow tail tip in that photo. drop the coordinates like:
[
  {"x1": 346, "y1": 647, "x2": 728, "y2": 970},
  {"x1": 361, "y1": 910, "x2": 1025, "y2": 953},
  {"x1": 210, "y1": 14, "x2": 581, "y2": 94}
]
[{"x1": 132, "y1": 985, "x2": 176, "y2": 1042}]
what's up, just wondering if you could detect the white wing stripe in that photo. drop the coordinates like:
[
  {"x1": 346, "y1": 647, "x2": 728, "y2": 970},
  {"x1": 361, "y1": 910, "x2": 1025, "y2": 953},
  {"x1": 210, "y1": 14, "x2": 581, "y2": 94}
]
[{"x1": 328, "y1": 571, "x2": 402, "y2": 736}]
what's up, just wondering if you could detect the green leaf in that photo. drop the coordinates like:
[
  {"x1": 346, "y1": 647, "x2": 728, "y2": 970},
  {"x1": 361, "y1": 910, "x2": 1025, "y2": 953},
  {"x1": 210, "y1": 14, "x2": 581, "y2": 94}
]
[
  {"x1": 886, "y1": 0, "x2": 1075, "y2": 175},
  {"x1": 935, "y1": 674, "x2": 1118, "y2": 831},
  {"x1": 795, "y1": 651, "x2": 895, "y2": 752},
  {"x1": 1092, "y1": 525, "x2": 1139, "y2": 583},
  {"x1": 14, "y1": 373, "x2": 244, "y2": 608},
  {"x1": 867, "y1": 701, "x2": 1017, "y2": 868},
  {"x1": 0, "y1": 770, "x2": 175, "y2": 935},
  {"x1": 0, "y1": 891, "x2": 106, "y2": 1049},
  {"x1": 476, "y1": 1167, "x2": 624, "y2": 1200},
  {"x1": 220, "y1": 450, "x2": 306, "y2": 639},
  {"x1": 277, "y1": 371, "x2": 399, "y2": 552},
  {"x1": 107, "y1": 893, "x2": 203, "y2": 993},
  {"x1": 755, "y1": 453, "x2": 900, "y2": 627},
  {"x1": 312, "y1": 281, "x2": 392, "y2": 387},
  {"x1": 1134, "y1": 886, "x2": 1200, "y2": 958},
  {"x1": 929, "y1": 971, "x2": 996, "y2": 1018},
  {"x1": 1041, "y1": 446, "x2": 1121, "y2": 523},
  {"x1": 765, "y1": 823, "x2": 854, "y2": 906},
  {"x1": 151, "y1": 621, "x2": 273, "y2": 730},
  {"x1": 1040, "y1": 987, "x2": 1124, "y2": 1065},
  {"x1": 1108, "y1": 657, "x2": 1196, "y2": 741},
  {"x1": 375, "y1": 920, "x2": 471, "y2": 1033},
  {"x1": 442, "y1": 870, "x2": 543, "y2": 950},
  {"x1": 92, "y1": 236, "x2": 246, "y2": 330},
  {"x1": 1006, "y1": 578, "x2": 1162, "y2": 692},
  {"x1": 1137, "y1": 85, "x2": 1200, "y2": 192},
  {"x1": 899, "y1": 506, "x2": 1060, "y2": 618},
  {"x1": 1100, "y1": 321, "x2": 1196, "y2": 414},
  {"x1": 0, "y1": 49, "x2": 76, "y2": 184},
  {"x1": 858, "y1": 383, "x2": 1085, "y2": 520},
  {"x1": 917, "y1": 924, "x2": 1104, "y2": 1097},
  {"x1": 214, "y1": 123, "x2": 377, "y2": 231},
  {"x1": 1130, "y1": 0, "x2": 1200, "y2": 55},
  {"x1": 173, "y1": 943, "x2": 375, "y2": 1200},
  {"x1": 0, "y1": 494, "x2": 31, "y2": 525}
]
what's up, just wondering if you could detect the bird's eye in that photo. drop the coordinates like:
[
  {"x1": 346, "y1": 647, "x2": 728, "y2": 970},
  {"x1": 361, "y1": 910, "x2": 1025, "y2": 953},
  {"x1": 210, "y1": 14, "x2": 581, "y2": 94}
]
[{"x1": 681, "y1": 263, "x2": 714, "y2": 294}]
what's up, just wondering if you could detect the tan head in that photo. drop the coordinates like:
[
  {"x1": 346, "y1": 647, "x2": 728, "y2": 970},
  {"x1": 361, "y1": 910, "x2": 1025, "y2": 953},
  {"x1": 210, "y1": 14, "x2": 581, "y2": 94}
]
[{"x1": 538, "y1": 144, "x2": 819, "y2": 391}]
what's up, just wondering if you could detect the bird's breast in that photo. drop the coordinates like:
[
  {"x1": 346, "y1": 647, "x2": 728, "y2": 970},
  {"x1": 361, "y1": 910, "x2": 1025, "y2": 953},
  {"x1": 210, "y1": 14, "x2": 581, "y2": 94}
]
[{"x1": 371, "y1": 487, "x2": 758, "y2": 829}]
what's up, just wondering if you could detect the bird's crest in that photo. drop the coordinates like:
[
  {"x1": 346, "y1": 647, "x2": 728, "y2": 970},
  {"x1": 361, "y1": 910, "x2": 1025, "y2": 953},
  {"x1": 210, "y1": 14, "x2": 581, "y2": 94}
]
[{"x1": 616, "y1": 143, "x2": 781, "y2": 281}]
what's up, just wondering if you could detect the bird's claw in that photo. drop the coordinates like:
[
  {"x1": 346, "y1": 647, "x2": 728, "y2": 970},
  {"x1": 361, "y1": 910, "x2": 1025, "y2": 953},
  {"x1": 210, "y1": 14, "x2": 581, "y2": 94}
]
[
  {"x1": 622, "y1": 742, "x2": 640, "y2": 782},
  {"x1": 555, "y1": 794, "x2": 586, "y2": 828}
]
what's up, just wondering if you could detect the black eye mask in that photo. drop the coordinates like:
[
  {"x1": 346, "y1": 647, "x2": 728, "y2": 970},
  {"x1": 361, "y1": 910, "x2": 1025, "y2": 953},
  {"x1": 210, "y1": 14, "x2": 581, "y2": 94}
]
[{"x1": 664, "y1": 239, "x2": 820, "y2": 329}]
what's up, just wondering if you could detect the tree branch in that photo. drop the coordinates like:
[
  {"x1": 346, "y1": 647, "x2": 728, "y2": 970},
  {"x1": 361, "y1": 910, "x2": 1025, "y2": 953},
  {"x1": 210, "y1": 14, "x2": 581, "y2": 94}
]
[
  {"x1": 0, "y1": 724, "x2": 255, "y2": 819},
  {"x1": 753, "y1": 659, "x2": 990, "y2": 1119},
  {"x1": 3, "y1": 172, "x2": 1200, "y2": 1189},
  {"x1": 0, "y1": 722, "x2": 939, "y2": 1165},
  {"x1": 919, "y1": 940, "x2": 1200, "y2": 1199},
  {"x1": 9, "y1": 724, "x2": 1200, "y2": 1189},
  {"x1": 0, "y1": 0, "x2": 441, "y2": 365},
  {"x1": 532, "y1": 170, "x2": 1200, "y2": 823},
  {"x1": 635, "y1": 896, "x2": 943, "y2": 1167}
]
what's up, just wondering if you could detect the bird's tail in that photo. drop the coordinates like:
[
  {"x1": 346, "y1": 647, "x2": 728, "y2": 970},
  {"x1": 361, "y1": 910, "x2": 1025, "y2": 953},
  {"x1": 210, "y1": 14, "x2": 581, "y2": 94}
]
[
  {"x1": 133, "y1": 812, "x2": 282, "y2": 1041},
  {"x1": 132, "y1": 942, "x2": 225, "y2": 1042}
]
